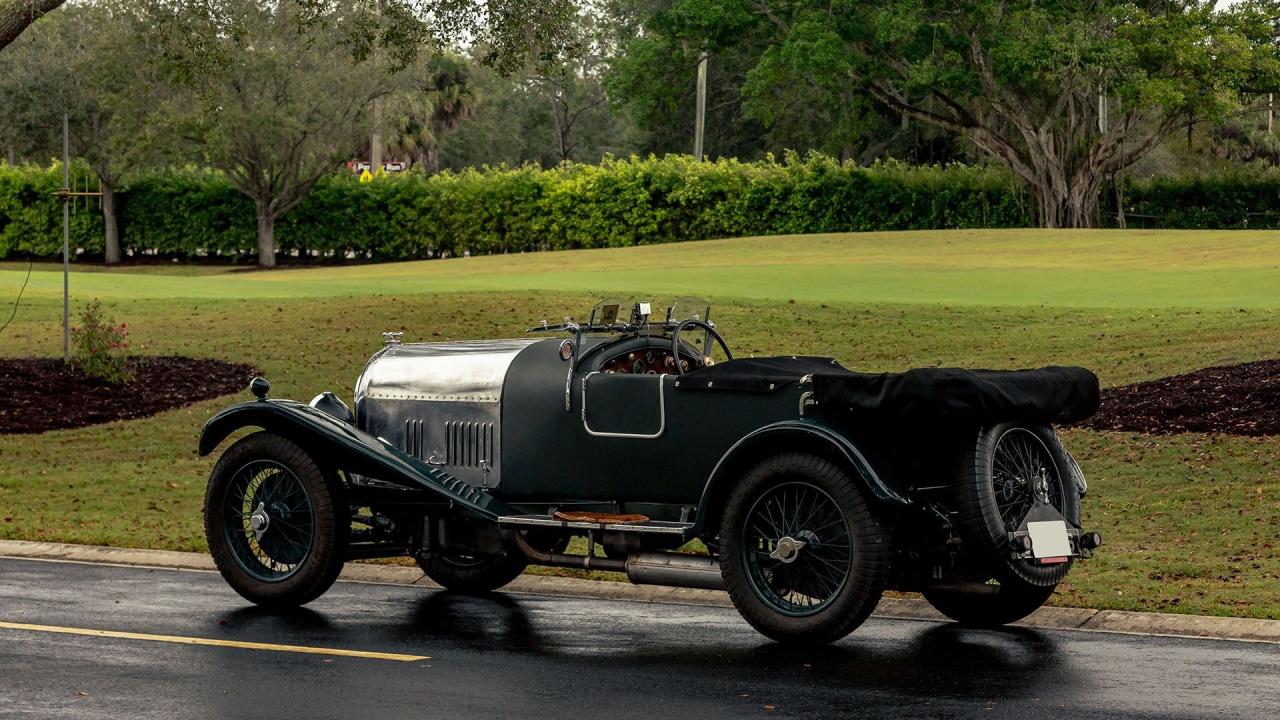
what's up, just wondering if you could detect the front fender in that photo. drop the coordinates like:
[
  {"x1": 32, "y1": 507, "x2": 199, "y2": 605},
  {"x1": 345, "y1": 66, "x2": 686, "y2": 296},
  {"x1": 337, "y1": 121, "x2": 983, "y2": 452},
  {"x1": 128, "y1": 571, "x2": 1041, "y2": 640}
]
[
  {"x1": 693, "y1": 420, "x2": 911, "y2": 533},
  {"x1": 199, "y1": 399, "x2": 511, "y2": 520}
]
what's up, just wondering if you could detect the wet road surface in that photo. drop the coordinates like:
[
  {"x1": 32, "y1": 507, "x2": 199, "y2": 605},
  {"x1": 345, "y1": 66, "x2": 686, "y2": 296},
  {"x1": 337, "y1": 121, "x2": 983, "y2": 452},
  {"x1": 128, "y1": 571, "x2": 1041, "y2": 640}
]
[{"x1": 0, "y1": 557, "x2": 1276, "y2": 719}]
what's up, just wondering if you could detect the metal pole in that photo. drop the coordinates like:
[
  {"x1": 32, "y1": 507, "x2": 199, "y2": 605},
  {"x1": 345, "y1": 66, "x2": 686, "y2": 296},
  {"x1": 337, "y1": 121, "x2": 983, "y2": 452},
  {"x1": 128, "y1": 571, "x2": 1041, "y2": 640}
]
[
  {"x1": 369, "y1": 0, "x2": 386, "y2": 173},
  {"x1": 693, "y1": 51, "x2": 708, "y2": 160},
  {"x1": 62, "y1": 113, "x2": 70, "y2": 364}
]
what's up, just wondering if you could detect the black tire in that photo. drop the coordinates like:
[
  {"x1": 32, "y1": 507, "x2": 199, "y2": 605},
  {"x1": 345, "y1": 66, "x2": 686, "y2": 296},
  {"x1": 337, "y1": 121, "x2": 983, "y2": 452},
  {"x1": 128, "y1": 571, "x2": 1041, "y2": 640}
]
[
  {"x1": 204, "y1": 432, "x2": 348, "y2": 609},
  {"x1": 416, "y1": 553, "x2": 528, "y2": 593},
  {"x1": 955, "y1": 423, "x2": 1081, "y2": 588},
  {"x1": 923, "y1": 581, "x2": 1056, "y2": 628},
  {"x1": 720, "y1": 453, "x2": 890, "y2": 645}
]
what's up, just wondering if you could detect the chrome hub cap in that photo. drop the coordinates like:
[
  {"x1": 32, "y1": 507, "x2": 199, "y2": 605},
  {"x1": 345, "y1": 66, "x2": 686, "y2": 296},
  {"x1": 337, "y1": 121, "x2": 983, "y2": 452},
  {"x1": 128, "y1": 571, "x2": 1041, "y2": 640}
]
[
  {"x1": 249, "y1": 502, "x2": 270, "y2": 540},
  {"x1": 1032, "y1": 468, "x2": 1052, "y2": 503},
  {"x1": 768, "y1": 536, "x2": 808, "y2": 564},
  {"x1": 742, "y1": 482, "x2": 853, "y2": 617}
]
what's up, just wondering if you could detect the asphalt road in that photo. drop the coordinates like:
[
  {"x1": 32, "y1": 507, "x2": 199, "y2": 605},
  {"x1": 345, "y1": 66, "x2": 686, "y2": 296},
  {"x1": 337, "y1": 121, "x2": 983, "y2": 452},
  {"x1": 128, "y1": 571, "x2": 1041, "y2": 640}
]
[{"x1": 0, "y1": 557, "x2": 1276, "y2": 720}]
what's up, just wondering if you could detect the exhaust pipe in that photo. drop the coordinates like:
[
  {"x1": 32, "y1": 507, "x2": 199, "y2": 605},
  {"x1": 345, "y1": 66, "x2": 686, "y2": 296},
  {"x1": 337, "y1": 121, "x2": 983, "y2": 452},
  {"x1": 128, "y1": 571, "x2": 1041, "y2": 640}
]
[
  {"x1": 512, "y1": 532, "x2": 724, "y2": 590},
  {"x1": 625, "y1": 552, "x2": 723, "y2": 591}
]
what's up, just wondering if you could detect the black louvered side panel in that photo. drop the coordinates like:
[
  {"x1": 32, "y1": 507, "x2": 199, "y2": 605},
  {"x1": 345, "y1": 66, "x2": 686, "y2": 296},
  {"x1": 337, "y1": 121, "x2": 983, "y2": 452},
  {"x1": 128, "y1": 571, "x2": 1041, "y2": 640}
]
[
  {"x1": 445, "y1": 421, "x2": 495, "y2": 468},
  {"x1": 403, "y1": 419, "x2": 426, "y2": 459}
]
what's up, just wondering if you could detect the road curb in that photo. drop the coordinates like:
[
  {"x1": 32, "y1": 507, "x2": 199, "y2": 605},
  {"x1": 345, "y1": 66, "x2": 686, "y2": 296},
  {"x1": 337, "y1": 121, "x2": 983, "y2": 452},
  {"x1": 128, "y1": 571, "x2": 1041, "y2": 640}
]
[{"x1": 3, "y1": 539, "x2": 1278, "y2": 644}]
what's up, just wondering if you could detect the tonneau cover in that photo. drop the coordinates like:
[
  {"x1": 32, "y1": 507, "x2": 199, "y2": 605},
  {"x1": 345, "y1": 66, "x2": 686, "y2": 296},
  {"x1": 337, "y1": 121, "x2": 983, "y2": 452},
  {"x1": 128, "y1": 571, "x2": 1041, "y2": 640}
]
[{"x1": 676, "y1": 356, "x2": 1099, "y2": 425}]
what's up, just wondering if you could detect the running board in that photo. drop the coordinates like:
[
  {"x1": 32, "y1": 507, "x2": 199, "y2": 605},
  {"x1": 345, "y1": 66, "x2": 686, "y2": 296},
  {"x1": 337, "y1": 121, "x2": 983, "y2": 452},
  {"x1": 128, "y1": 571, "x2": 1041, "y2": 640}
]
[{"x1": 498, "y1": 514, "x2": 693, "y2": 536}]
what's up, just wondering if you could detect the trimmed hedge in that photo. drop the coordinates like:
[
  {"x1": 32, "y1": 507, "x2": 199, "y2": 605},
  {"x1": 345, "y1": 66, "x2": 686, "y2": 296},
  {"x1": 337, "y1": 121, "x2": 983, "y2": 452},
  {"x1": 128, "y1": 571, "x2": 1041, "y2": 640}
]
[
  {"x1": 0, "y1": 155, "x2": 1275, "y2": 262},
  {"x1": 1118, "y1": 173, "x2": 1280, "y2": 229},
  {"x1": 0, "y1": 162, "x2": 106, "y2": 258},
  {"x1": 0, "y1": 155, "x2": 1031, "y2": 261}
]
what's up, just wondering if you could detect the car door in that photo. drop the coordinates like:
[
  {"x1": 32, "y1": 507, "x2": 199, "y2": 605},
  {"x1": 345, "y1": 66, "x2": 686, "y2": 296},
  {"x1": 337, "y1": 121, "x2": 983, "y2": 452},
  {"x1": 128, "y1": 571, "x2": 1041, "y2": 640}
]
[{"x1": 580, "y1": 371, "x2": 666, "y2": 439}]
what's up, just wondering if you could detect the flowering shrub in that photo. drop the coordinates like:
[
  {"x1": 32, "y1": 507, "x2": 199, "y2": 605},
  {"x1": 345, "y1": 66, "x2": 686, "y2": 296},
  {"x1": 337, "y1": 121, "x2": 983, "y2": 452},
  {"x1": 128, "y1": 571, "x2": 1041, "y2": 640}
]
[{"x1": 71, "y1": 300, "x2": 133, "y2": 384}]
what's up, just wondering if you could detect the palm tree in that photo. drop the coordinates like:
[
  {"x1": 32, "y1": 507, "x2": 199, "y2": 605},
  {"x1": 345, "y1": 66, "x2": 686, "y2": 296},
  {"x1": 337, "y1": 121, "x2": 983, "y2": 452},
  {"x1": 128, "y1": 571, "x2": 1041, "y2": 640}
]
[{"x1": 388, "y1": 63, "x2": 476, "y2": 173}]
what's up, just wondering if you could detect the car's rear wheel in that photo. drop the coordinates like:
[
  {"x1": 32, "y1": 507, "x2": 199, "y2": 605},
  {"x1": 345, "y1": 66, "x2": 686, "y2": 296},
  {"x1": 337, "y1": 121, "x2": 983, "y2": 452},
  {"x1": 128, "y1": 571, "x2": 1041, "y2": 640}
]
[
  {"x1": 416, "y1": 553, "x2": 528, "y2": 593},
  {"x1": 204, "y1": 432, "x2": 348, "y2": 608},
  {"x1": 720, "y1": 453, "x2": 890, "y2": 645}
]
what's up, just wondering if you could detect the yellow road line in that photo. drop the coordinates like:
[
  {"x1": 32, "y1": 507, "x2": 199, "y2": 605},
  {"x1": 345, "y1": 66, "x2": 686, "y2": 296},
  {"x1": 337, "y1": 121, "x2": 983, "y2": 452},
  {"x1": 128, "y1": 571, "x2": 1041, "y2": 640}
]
[{"x1": 0, "y1": 621, "x2": 429, "y2": 662}]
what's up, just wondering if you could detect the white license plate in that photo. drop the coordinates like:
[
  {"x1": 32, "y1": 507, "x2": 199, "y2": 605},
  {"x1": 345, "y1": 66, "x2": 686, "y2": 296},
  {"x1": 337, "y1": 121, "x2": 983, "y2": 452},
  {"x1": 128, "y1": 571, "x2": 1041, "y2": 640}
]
[{"x1": 1027, "y1": 520, "x2": 1072, "y2": 559}]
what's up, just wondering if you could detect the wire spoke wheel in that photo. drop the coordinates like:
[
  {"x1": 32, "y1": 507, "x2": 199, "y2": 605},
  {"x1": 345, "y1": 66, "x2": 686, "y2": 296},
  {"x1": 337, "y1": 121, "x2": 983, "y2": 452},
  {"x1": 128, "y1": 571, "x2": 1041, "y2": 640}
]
[
  {"x1": 741, "y1": 481, "x2": 853, "y2": 617},
  {"x1": 205, "y1": 432, "x2": 348, "y2": 608},
  {"x1": 721, "y1": 454, "x2": 889, "y2": 644},
  {"x1": 222, "y1": 459, "x2": 315, "y2": 582},
  {"x1": 991, "y1": 427, "x2": 1063, "y2": 531}
]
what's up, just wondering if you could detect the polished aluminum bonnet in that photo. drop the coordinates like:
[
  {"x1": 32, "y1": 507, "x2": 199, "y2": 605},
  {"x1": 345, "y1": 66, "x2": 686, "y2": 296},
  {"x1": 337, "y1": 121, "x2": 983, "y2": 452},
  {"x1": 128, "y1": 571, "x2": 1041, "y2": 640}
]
[
  {"x1": 355, "y1": 339, "x2": 540, "y2": 404},
  {"x1": 353, "y1": 338, "x2": 541, "y2": 490}
]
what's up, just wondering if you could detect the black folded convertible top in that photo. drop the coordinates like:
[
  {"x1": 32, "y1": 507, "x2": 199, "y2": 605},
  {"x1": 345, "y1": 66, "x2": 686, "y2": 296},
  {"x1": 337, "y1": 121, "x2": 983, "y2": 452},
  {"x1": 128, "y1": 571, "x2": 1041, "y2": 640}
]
[{"x1": 676, "y1": 356, "x2": 1099, "y2": 425}]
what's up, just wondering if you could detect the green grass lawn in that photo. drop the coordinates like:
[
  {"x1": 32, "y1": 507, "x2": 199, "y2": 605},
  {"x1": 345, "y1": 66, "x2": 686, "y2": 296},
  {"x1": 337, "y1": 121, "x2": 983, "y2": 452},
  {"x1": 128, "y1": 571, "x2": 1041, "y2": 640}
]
[
  {"x1": 5, "y1": 228, "x2": 1280, "y2": 308},
  {"x1": 1, "y1": 228, "x2": 1279, "y2": 618}
]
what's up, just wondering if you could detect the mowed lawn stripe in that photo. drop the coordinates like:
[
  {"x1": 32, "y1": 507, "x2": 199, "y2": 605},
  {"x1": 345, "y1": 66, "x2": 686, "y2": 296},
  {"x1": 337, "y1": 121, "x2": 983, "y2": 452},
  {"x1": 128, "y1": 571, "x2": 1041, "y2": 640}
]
[{"x1": 3, "y1": 229, "x2": 1279, "y2": 308}]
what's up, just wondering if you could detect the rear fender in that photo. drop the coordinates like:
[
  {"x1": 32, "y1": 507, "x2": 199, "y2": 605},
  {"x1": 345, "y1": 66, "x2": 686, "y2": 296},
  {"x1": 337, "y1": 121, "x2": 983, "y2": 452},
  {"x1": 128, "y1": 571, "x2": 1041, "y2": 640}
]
[
  {"x1": 693, "y1": 420, "x2": 911, "y2": 534},
  {"x1": 199, "y1": 399, "x2": 511, "y2": 520}
]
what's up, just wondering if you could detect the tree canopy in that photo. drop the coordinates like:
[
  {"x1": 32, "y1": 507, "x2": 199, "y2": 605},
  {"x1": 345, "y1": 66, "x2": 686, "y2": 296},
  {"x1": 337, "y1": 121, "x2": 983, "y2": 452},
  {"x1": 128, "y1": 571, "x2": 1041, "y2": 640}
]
[
  {"x1": 614, "y1": 0, "x2": 1280, "y2": 226},
  {"x1": 130, "y1": 0, "x2": 596, "y2": 266},
  {"x1": 0, "y1": 1, "x2": 156, "y2": 262},
  {"x1": 6, "y1": 0, "x2": 1280, "y2": 244},
  {"x1": 146, "y1": 1, "x2": 393, "y2": 267}
]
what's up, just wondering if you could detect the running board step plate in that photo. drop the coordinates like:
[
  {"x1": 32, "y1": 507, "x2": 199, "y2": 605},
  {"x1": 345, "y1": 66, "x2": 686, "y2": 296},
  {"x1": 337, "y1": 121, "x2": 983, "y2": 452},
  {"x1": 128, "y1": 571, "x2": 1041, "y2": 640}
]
[
  {"x1": 553, "y1": 510, "x2": 649, "y2": 524},
  {"x1": 498, "y1": 514, "x2": 693, "y2": 536}
]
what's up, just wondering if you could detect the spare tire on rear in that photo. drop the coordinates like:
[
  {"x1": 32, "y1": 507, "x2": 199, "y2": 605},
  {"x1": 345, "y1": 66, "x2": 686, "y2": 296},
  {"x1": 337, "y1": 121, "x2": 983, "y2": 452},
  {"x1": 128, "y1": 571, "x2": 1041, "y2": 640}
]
[{"x1": 954, "y1": 423, "x2": 1081, "y2": 588}]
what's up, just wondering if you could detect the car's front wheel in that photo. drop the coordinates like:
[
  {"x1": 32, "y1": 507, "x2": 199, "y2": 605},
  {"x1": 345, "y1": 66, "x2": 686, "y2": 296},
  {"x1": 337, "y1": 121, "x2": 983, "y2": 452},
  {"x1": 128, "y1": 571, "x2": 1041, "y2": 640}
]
[
  {"x1": 719, "y1": 453, "x2": 890, "y2": 645},
  {"x1": 204, "y1": 432, "x2": 348, "y2": 608}
]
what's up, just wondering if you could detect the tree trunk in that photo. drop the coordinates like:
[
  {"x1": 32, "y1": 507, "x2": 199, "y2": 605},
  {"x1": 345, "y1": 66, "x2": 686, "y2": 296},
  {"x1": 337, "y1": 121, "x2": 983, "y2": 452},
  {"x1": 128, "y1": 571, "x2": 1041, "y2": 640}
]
[
  {"x1": 371, "y1": 98, "x2": 383, "y2": 172},
  {"x1": 1032, "y1": 182, "x2": 1099, "y2": 229},
  {"x1": 369, "y1": 0, "x2": 386, "y2": 170},
  {"x1": 425, "y1": 146, "x2": 440, "y2": 174},
  {"x1": 549, "y1": 93, "x2": 568, "y2": 167},
  {"x1": 100, "y1": 178, "x2": 121, "y2": 264},
  {"x1": 256, "y1": 206, "x2": 276, "y2": 268}
]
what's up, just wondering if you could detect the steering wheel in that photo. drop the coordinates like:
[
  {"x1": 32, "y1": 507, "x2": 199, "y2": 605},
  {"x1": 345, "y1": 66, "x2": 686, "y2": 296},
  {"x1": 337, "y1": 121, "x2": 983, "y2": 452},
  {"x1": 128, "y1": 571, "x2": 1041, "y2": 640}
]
[{"x1": 671, "y1": 319, "x2": 733, "y2": 375}]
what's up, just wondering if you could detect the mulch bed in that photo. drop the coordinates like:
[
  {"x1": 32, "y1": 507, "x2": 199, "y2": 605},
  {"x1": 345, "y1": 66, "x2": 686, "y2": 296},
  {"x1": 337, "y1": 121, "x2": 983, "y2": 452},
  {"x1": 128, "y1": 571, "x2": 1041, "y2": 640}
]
[
  {"x1": 1082, "y1": 359, "x2": 1280, "y2": 437},
  {"x1": 0, "y1": 356, "x2": 259, "y2": 434}
]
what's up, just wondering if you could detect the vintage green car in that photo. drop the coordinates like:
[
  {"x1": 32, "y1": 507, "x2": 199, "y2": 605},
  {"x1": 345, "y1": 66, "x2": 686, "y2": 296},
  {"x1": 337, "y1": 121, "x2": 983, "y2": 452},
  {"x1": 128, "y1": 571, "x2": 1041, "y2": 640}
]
[{"x1": 198, "y1": 298, "x2": 1102, "y2": 644}]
